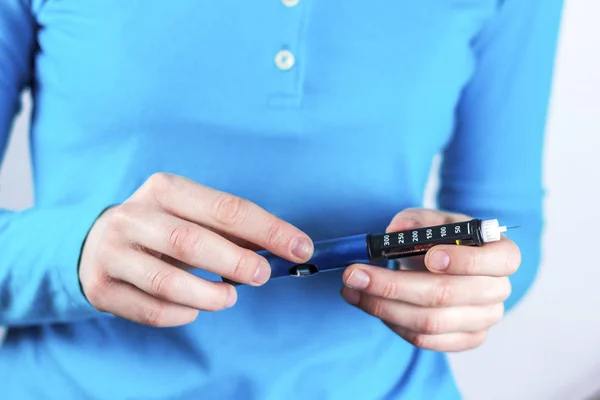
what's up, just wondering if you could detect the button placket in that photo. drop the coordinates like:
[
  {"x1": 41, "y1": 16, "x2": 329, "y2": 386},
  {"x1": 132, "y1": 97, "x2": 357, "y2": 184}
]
[{"x1": 269, "y1": 0, "x2": 307, "y2": 107}]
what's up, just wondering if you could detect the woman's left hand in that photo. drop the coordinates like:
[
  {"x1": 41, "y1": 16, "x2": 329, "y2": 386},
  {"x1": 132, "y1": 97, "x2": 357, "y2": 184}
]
[{"x1": 341, "y1": 208, "x2": 520, "y2": 352}]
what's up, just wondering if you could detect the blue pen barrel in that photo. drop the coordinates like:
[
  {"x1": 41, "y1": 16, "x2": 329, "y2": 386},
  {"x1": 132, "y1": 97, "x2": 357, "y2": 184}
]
[{"x1": 258, "y1": 233, "x2": 371, "y2": 279}]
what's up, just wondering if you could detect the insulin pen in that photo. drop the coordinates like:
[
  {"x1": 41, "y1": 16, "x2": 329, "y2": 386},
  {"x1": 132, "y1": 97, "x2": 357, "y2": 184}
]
[{"x1": 223, "y1": 218, "x2": 510, "y2": 285}]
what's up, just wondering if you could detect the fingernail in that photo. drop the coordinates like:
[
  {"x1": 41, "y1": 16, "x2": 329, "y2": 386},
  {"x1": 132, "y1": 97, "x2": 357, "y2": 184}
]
[
  {"x1": 252, "y1": 261, "x2": 270, "y2": 285},
  {"x1": 429, "y1": 250, "x2": 450, "y2": 271},
  {"x1": 225, "y1": 288, "x2": 237, "y2": 308},
  {"x1": 346, "y1": 268, "x2": 370, "y2": 290},
  {"x1": 291, "y1": 237, "x2": 313, "y2": 260},
  {"x1": 343, "y1": 288, "x2": 361, "y2": 305}
]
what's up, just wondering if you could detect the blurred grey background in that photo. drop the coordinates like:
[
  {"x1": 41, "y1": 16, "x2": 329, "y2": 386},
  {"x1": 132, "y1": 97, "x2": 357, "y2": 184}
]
[{"x1": 1, "y1": 1, "x2": 598, "y2": 399}]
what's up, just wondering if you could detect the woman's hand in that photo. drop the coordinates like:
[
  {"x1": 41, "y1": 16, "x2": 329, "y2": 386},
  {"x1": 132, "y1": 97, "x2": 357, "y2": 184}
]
[
  {"x1": 341, "y1": 208, "x2": 520, "y2": 352},
  {"x1": 79, "y1": 173, "x2": 314, "y2": 327}
]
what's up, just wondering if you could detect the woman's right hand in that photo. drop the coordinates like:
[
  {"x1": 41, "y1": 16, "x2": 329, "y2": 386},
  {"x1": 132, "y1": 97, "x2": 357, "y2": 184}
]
[{"x1": 78, "y1": 173, "x2": 314, "y2": 327}]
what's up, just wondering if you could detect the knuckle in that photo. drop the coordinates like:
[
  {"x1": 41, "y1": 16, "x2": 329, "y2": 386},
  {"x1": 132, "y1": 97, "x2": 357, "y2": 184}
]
[
  {"x1": 143, "y1": 304, "x2": 167, "y2": 327},
  {"x1": 469, "y1": 331, "x2": 488, "y2": 349},
  {"x1": 166, "y1": 224, "x2": 203, "y2": 260},
  {"x1": 381, "y1": 280, "x2": 400, "y2": 300},
  {"x1": 83, "y1": 275, "x2": 108, "y2": 307},
  {"x1": 365, "y1": 297, "x2": 387, "y2": 320},
  {"x1": 409, "y1": 333, "x2": 431, "y2": 349},
  {"x1": 396, "y1": 208, "x2": 418, "y2": 218},
  {"x1": 429, "y1": 280, "x2": 454, "y2": 307},
  {"x1": 94, "y1": 241, "x2": 114, "y2": 264},
  {"x1": 106, "y1": 204, "x2": 135, "y2": 234},
  {"x1": 450, "y1": 213, "x2": 471, "y2": 223},
  {"x1": 483, "y1": 304, "x2": 505, "y2": 329},
  {"x1": 147, "y1": 172, "x2": 173, "y2": 193},
  {"x1": 145, "y1": 173, "x2": 174, "y2": 205},
  {"x1": 390, "y1": 213, "x2": 421, "y2": 230},
  {"x1": 211, "y1": 194, "x2": 247, "y2": 226},
  {"x1": 231, "y1": 252, "x2": 253, "y2": 282},
  {"x1": 400, "y1": 209, "x2": 426, "y2": 223},
  {"x1": 145, "y1": 268, "x2": 176, "y2": 297},
  {"x1": 85, "y1": 275, "x2": 117, "y2": 312},
  {"x1": 466, "y1": 249, "x2": 482, "y2": 274},
  {"x1": 209, "y1": 287, "x2": 234, "y2": 311},
  {"x1": 265, "y1": 222, "x2": 286, "y2": 249},
  {"x1": 418, "y1": 311, "x2": 443, "y2": 334}
]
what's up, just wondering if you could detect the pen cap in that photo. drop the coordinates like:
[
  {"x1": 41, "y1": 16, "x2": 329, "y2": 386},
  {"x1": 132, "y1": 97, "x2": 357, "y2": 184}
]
[{"x1": 480, "y1": 219, "x2": 507, "y2": 243}]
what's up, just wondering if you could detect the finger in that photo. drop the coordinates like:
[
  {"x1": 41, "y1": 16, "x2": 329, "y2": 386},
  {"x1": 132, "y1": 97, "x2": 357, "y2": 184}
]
[
  {"x1": 198, "y1": 225, "x2": 264, "y2": 252},
  {"x1": 386, "y1": 208, "x2": 469, "y2": 271},
  {"x1": 424, "y1": 237, "x2": 521, "y2": 277},
  {"x1": 120, "y1": 208, "x2": 272, "y2": 286},
  {"x1": 341, "y1": 287, "x2": 504, "y2": 334},
  {"x1": 387, "y1": 208, "x2": 468, "y2": 233},
  {"x1": 106, "y1": 249, "x2": 237, "y2": 311},
  {"x1": 91, "y1": 280, "x2": 200, "y2": 327},
  {"x1": 342, "y1": 264, "x2": 512, "y2": 307},
  {"x1": 136, "y1": 173, "x2": 314, "y2": 262},
  {"x1": 387, "y1": 324, "x2": 489, "y2": 352}
]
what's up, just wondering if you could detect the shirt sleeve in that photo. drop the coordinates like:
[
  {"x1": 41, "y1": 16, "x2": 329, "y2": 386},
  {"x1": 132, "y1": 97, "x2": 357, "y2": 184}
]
[
  {"x1": 437, "y1": 0, "x2": 564, "y2": 311},
  {"x1": 0, "y1": 1, "x2": 106, "y2": 326}
]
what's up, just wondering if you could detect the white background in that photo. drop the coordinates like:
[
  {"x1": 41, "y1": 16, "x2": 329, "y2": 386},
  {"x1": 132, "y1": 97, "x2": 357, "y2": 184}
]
[{"x1": 1, "y1": 1, "x2": 598, "y2": 398}]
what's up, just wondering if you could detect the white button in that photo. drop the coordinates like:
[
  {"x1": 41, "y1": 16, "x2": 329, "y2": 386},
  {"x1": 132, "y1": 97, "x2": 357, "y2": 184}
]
[
  {"x1": 282, "y1": 0, "x2": 299, "y2": 7},
  {"x1": 275, "y1": 50, "x2": 295, "y2": 71}
]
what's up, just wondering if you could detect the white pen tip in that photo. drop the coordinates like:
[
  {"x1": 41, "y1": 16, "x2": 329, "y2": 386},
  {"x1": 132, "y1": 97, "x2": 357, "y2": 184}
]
[{"x1": 481, "y1": 219, "x2": 506, "y2": 243}]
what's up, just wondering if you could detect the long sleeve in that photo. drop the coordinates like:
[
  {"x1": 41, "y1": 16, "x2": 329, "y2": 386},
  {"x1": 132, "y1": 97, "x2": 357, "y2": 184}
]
[
  {"x1": 0, "y1": 1, "x2": 105, "y2": 326},
  {"x1": 438, "y1": 0, "x2": 564, "y2": 311}
]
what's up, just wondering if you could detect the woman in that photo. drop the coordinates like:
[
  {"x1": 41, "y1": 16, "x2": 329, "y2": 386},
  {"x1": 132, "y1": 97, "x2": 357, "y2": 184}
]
[{"x1": 0, "y1": 1, "x2": 564, "y2": 399}]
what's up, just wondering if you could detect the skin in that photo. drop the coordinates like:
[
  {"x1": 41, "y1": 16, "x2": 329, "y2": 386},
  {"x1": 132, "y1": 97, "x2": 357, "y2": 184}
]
[
  {"x1": 340, "y1": 208, "x2": 519, "y2": 352},
  {"x1": 79, "y1": 172, "x2": 315, "y2": 326},
  {"x1": 80, "y1": 175, "x2": 519, "y2": 352}
]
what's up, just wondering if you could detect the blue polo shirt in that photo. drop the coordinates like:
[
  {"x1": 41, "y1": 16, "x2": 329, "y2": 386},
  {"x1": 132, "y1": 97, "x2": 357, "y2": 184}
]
[{"x1": 0, "y1": 1, "x2": 563, "y2": 399}]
